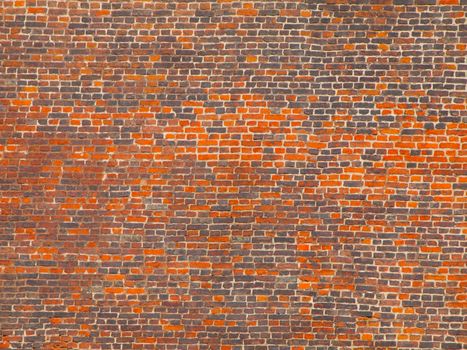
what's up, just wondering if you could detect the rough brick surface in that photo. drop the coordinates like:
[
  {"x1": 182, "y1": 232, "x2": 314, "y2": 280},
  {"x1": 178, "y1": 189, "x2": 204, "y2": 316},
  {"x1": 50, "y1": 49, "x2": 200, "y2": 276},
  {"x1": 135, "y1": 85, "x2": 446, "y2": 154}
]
[{"x1": 0, "y1": 0, "x2": 466, "y2": 349}]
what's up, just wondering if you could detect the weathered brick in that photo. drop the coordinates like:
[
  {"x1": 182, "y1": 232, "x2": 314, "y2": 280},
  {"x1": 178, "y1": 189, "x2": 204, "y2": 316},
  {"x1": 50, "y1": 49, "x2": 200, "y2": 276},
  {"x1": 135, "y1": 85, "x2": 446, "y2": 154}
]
[{"x1": 0, "y1": 0, "x2": 465, "y2": 349}]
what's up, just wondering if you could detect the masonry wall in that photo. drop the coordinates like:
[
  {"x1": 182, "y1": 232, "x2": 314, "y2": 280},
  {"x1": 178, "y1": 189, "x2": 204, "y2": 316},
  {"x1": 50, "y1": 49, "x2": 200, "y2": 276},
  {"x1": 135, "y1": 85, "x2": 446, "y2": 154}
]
[{"x1": 0, "y1": 0, "x2": 466, "y2": 349}]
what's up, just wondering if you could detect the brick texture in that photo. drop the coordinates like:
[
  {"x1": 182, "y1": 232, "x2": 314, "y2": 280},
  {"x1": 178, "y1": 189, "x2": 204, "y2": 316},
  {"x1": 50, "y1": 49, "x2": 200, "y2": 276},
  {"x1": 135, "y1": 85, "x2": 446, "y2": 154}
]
[{"x1": 0, "y1": 0, "x2": 466, "y2": 349}]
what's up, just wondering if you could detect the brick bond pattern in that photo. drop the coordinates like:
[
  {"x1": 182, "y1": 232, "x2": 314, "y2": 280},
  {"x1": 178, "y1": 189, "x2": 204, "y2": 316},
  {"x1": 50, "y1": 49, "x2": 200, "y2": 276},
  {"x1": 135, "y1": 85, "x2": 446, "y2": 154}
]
[{"x1": 0, "y1": 0, "x2": 466, "y2": 349}]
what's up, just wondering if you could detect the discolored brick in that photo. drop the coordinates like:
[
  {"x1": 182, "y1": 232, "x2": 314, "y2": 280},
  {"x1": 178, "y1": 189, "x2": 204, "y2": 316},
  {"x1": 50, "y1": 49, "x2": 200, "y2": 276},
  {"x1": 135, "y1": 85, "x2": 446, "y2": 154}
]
[{"x1": 0, "y1": 0, "x2": 466, "y2": 349}]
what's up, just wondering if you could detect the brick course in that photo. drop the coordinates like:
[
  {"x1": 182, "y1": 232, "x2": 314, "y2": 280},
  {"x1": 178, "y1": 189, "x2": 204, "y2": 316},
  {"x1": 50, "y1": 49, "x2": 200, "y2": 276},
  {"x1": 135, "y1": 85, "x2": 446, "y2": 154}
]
[{"x1": 0, "y1": 0, "x2": 466, "y2": 349}]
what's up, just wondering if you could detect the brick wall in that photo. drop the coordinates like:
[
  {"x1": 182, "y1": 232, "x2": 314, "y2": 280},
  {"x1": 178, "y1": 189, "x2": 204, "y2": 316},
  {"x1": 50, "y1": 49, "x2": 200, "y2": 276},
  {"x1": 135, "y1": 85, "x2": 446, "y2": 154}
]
[{"x1": 0, "y1": 0, "x2": 466, "y2": 349}]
